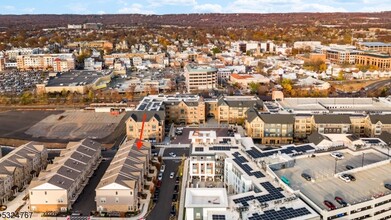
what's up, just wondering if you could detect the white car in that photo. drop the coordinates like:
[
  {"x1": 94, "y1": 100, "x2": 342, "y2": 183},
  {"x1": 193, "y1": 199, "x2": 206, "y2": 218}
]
[
  {"x1": 170, "y1": 172, "x2": 175, "y2": 178},
  {"x1": 158, "y1": 173, "x2": 163, "y2": 181},
  {"x1": 330, "y1": 152, "x2": 344, "y2": 160},
  {"x1": 160, "y1": 165, "x2": 165, "y2": 173},
  {"x1": 339, "y1": 174, "x2": 351, "y2": 183},
  {"x1": 169, "y1": 152, "x2": 177, "y2": 157}
]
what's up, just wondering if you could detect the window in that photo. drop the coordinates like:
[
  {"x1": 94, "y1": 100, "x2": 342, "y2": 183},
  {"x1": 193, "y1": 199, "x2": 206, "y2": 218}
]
[
  {"x1": 116, "y1": 191, "x2": 118, "y2": 195},
  {"x1": 115, "y1": 197, "x2": 119, "y2": 203},
  {"x1": 44, "y1": 191, "x2": 47, "y2": 195},
  {"x1": 129, "y1": 126, "x2": 133, "y2": 132},
  {"x1": 130, "y1": 191, "x2": 132, "y2": 196},
  {"x1": 100, "y1": 198, "x2": 106, "y2": 203},
  {"x1": 31, "y1": 192, "x2": 33, "y2": 195}
]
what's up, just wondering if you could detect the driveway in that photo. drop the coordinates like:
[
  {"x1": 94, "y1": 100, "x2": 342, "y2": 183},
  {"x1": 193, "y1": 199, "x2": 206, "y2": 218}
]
[{"x1": 147, "y1": 160, "x2": 181, "y2": 220}]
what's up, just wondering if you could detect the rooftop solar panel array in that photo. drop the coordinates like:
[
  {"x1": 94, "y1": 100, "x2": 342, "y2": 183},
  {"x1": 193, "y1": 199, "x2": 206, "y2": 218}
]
[
  {"x1": 248, "y1": 207, "x2": 311, "y2": 220},
  {"x1": 232, "y1": 153, "x2": 266, "y2": 178},
  {"x1": 209, "y1": 146, "x2": 239, "y2": 151},
  {"x1": 233, "y1": 182, "x2": 285, "y2": 206},
  {"x1": 212, "y1": 215, "x2": 226, "y2": 220},
  {"x1": 246, "y1": 145, "x2": 314, "y2": 159},
  {"x1": 194, "y1": 147, "x2": 204, "y2": 152}
]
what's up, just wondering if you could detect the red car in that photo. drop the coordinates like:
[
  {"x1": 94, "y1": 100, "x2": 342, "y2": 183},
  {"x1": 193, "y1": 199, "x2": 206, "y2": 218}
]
[
  {"x1": 324, "y1": 200, "x2": 336, "y2": 210},
  {"x1": 156, "y1": 180, "x2": 162, "y2": 188}
]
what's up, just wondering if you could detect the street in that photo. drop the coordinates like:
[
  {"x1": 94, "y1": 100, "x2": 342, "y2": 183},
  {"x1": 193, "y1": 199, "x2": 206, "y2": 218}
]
[
  {"x1": 72, "y1": 159, "x2": 111, "y2": 216},
  {"x1": 163, "y1": 147, "x2": 190, "y2": 158},
  {"x1": 147, "y1": 159, "x2": 181, "y2": 220}
]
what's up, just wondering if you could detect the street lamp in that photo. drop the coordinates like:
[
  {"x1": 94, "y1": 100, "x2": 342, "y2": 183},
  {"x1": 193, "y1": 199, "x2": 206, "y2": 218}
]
[
  {"x1": 334, "y1": 158, "x2": 338, "y2": 174},
  {"x1": 362, "y1": 152, "x2": 365, "y2": 167}
]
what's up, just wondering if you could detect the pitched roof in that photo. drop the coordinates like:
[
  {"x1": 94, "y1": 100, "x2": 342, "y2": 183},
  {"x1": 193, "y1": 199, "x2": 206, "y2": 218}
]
[
  {"x1": 129, "y1": 110, "x2": 165, "y2": 122},
  {"x1": 307, "y1": 132, "x2": 331, "y2": 145},
  {"x1": 259, "y1": 114, "x2": 295, "y2": 124},
  {"x1": 314, "y1": 115, "x2": 351, "y2": 124},
  {"x1": 369, "y1": 115, "x2": 391, "y2": 124}
]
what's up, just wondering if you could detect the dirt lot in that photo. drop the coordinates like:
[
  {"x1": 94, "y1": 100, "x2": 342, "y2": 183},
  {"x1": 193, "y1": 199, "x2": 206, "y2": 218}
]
[
  {"x1": 0, "y1": 110, "x2": 63, "y2": 140},
  {"x1": 331, "y1": 79, "x2": 378, "y2": 92}
]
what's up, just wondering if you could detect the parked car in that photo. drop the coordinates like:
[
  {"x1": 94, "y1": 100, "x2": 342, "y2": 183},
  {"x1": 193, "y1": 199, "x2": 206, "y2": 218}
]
[
  {"x1": 160, "y1": 165, "x2": 165, "y2": 173},
  {"x1": 330, "y1": 152, "x2": 344, "y2": 159},
  {"x1": 156, "y1": 180, "x2": 162, "y2": 188},
  {"x1": 346, "y1": 165, "x2": 354, "y2": 170},
  {"x1": 384, "y1": 184, "x2": 391, "y2": 190},
  {"x1": 345, "y1": 174, "x2": 356, "y2": 181},
  {"x1": 170, "y1": 205, "x2": 176, "y2": 216},
  {"x1": 158, "y1": 173, "x2": 163, "y2": 181},
  {"x1": 169, "y1": 152, "x2": 177, "y2": 157},
  {"x1": 335, "y1": 196, "x2": 348, "y2": 207},
  {"x1": 170, "y1": 172, "x2": 175, "y2": 178},
  {"x1": 175, "y1": 176, "x2": 180, "y2": 184},
  {"x1": 339, "y1": 174, "x2": 351, "y2": 183},
  {"x1": 172, "y1": 194, "x2": 178, "y2": 202},
  {"x1": 324, "y1": 200, "x2": 336, "y2": 210},
  {"x1": 174, "y1": 185, "x2": 179, "y2": 193},
  {"x1": 301, "y1": 173, "x2": 312, "y2": 181}
]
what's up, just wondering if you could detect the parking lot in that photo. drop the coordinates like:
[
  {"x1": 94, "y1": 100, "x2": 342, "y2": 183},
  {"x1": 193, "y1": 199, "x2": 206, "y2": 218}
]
[
  {"x1": 274, "y1": 150, "x2": 390, "y2": 209},
  {"x1": 0, "y1": 71, "x2": 46, "y2": 95}
]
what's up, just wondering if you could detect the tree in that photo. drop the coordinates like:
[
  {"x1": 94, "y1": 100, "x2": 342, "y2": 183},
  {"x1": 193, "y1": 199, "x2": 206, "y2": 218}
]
[
  {"x1": 87, "y1": 90, "x2": 94, "y2": 102},
  {"x1": 248, "y1": 82, "x2": 260, "y2": 94},
  {"x1": 337, "y1": 71, "x2": 344, "y2": 81},
  {"x1": 211, "y1": 47, "x2": 221, "y2": 55},
  {"x1": 281, "y1": 79, "x2": 293, "y2": 93},
  {"x1": 20, "y1": 91, "x2": 33, "y2": 105}
]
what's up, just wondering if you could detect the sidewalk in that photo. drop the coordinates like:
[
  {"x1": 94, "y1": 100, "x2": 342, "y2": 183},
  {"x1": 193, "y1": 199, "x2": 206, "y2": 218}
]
[{"x1": 177, "y1": 158, "x2": 189, "y2": 220}]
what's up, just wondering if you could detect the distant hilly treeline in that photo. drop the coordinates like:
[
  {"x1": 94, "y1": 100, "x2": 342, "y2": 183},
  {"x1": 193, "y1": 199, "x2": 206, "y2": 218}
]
[{"x1": 0, "y1": 12, "x2": 391, "y2": 29}]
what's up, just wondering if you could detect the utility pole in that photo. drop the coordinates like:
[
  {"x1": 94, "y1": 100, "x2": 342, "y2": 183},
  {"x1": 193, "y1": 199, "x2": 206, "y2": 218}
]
[
  {"x1": 334, "y1": 158, "x2": 338, "y2": 174},
  {"x1": 362, "y1": 152, "x2": 365, "y2": 167}
]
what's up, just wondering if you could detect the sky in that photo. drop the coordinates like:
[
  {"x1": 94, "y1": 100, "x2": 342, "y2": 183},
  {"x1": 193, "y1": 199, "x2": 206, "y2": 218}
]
[{"x1": 0, "y1": 0, "x2": 390, "y2": 15}]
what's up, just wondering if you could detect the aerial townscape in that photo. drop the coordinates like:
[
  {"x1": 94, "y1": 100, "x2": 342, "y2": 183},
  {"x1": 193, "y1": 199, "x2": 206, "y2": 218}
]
[{"x1": 1, "y1": 1, "x2": 391, "y2": 220}]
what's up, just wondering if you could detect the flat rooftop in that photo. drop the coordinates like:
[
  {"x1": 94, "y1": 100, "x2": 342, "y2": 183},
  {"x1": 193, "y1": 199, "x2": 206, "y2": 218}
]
[
  {"x1": 136, "y1": 94, "x2": 201, "y2": 111},
  {"x1": 47, "y1": 70, "x2": 108, "y2": 87},
  {"x1": 185, "y1": 188, "x2": 228, "y2": 208},
  {"x1": 278, "y1": 97, "x2": 391, "y2": 113},
  {"x1": 274, "y1": 149, "x2": 390, "y2": 210}
]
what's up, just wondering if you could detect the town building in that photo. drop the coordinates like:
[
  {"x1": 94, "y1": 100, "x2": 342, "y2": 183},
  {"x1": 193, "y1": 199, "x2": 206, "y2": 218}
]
[
  {"x1": 135, "y1": 94, "x2": 206, "y2": 125},
  {"x1": 316, "y1": 44, "x2": 361, "y2": 64},
  {"x1": 229, "y1": 73, "x2": 270, "y2": 89},
  {"x1": 95, "y1": 139, "x2": 152, "y2": 213},
  {"x1": 126, "y1": 111, "x2": 165, "y2": 143},
  {"x1": 0, "y1": 143, "x2": 47, "y2": 204},
  {"x1": 36, "y1": 70, "x2": 113, "y2": 94},
  {"x1": 364, "y1": 115, "x2": 391, "y2": 137},
  {"x1": 356, "y1": 42, "x2": 391, "y2": 54},
  {"x1": 312, "y1": 115, "x2": 352, "y2": 134},
  {"x1": 245, "y1": 108, "x2": 294, "y2": 144},
  {"x1": 16, "y1": 54, "x2": 75, "y2": 71},
  {"x1": 355, "y1": 53, "x2": 391, "y2": 71},
  {"x1": 184, "y1": 64, "x2": 217, "y2": 93},
  {"x1": 29, "y1": 139, "x2": 101, "y2": 213},
  {"x1": 213, "y1": 95, "x2": 263, "y2": 124}
]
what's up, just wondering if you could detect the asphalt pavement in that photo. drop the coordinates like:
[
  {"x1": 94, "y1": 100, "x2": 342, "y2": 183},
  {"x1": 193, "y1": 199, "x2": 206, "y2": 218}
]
[
  {"x1": 71, "y1": 158, "x2": 111, "y2": 216},
  {"x1": 147, "y1": 159, "x2": 181, "y2": 220},
  {"x1": 163, "y1": 147, "x2": 190, "y2": 158}
]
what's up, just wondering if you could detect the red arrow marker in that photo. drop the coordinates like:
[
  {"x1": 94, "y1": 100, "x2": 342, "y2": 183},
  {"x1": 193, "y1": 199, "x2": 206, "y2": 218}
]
[{"x1": 136, "y1": 113, "x2": 147, "y2": 150}]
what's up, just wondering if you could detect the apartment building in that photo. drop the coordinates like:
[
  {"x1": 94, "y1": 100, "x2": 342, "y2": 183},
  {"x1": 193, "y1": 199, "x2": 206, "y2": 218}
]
[
  {"x1": 364, "y1": 115, "x2": 391, "y2": 137},
  {"x1": 356, "y1": 42, "x2": 391, "y2": 54},
  {"x1": 245, "y1": 109, "x2": 294, "y2": 144},
  {"x1": 356, "y1": 53, "x2": 391, "y2": 71},
  {"x1": 29, "y1": 139, "x2": 101, "y2": 213},
  {"x1": 126, "y1": 111, "x2": 165, "y2": 143},
  {"x1": 184, "y1": 64, "x2": 217, "y2": 93},
  {"x1": 214, "y1": 95, "x2": 263, "y2": 124},
  {"x1": 16, "y1": 54, "x2": 75, "y2": 71},
  {"x1": 0, "y1": 57, "x2": 5, "y2": 71},
  {"x1": 312, "y1": 115, "x2": 351, "y2": 134},
  {"x1": 294, "y1": 115, "x2": 313, "y2": 139},
  {"x1": 96, "y1": 139, "x2": 151, "y2": 213},
  {"x1": 350, "y1": 115, "x2": 367, "y2": 137},
  {"x1": 0, "y1": 142, "x2": 47, "y2": 204},
  {"x1": 135, "y1": 94, "x2": 206, "y2": 125},
  {"x1": 316, "y1": 44, "x2": 361, "y2": 64},
  {"x1": 229, "y1": 73, "x2": 270, "y2": 89}
]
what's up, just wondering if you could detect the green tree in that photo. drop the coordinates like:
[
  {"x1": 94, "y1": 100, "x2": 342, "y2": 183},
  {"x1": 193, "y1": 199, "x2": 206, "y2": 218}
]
[
  {"x1": 20, "y1": 92, "x2": 33, "y2": 105},
  {"x1": 281, "y1": 79, "x2": 293, "y2": 93},
  {"x1": 248, "y1": 82, "x2": 260, "y2": 94},
  {"x1": 337, "y1": 71, "x2": 344, "y2": 81},
  {"x1": 211, "y1": 47, "x2": 222, "y2": 55}
]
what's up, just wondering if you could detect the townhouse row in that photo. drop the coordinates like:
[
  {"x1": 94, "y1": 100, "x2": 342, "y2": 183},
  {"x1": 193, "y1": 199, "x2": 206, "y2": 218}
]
[{"x1": 0, "y1": 143, "x2": 48, "y2": 205}]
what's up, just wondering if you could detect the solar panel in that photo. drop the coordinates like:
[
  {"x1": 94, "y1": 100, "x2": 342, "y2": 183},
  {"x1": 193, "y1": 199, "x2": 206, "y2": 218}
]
[
  {"x1": 195, "y1": 147, "x2": 204, "y2": 152},
  {"x1": 212, "y1": 215, "x2": 226, "y2": 220},
  {"x1": 248, "y1": 207, "x2": 311, "y2": 220},
  {"x1": 209, "y1": 146, "x2": 239, "y2": 151},
  {"x1": 252, "y1": 171, "x2": 265, "y2": 178}
]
